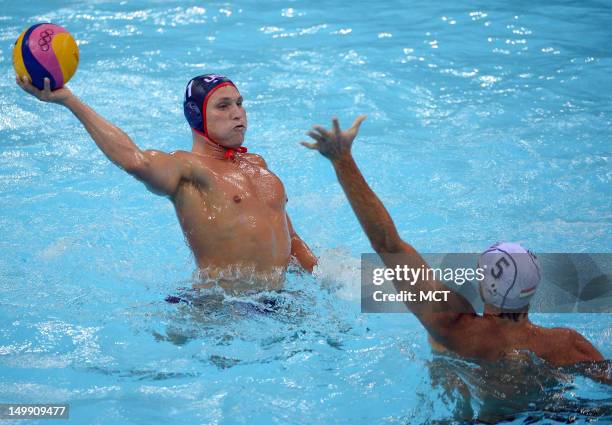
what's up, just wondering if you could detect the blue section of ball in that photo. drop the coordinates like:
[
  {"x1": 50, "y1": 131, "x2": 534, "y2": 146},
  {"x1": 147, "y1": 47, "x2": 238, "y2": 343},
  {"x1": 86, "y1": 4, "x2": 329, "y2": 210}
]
[{"x1": 21, "y1": 23, "x2": 57, "y2": 90}]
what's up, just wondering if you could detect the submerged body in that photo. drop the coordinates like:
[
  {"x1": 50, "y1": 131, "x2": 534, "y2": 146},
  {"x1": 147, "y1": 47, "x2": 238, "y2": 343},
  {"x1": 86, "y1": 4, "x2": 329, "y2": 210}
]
[{"x1": 426, "y1": 348, "x2": 599, "y2": 423}]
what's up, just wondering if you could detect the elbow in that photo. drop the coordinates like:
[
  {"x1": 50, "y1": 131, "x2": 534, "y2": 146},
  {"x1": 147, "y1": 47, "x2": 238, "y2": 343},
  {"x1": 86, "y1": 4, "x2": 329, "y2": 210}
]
[
  {"x1": 370, "y1": 240, "x2": 388, "y2": 254},
  {"x1": 370, "y1": 233, "x2": 407, "y2": 254}
]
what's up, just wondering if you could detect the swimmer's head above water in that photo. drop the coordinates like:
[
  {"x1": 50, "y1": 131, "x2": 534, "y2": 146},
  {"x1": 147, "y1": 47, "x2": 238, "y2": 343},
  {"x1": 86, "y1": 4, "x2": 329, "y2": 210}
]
[
  {"x1": 183, "y1": 74, "x2": 247, "y2": 149},
  {"x1": 478, "y1": 241, "x2": 541, "y2": 317}
]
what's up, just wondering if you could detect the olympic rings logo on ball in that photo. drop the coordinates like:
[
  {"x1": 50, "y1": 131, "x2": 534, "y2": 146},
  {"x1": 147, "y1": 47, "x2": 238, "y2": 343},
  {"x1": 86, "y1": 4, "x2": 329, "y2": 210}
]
[
  {"x1": 38, "y1": 29, "x2": 54, "y2": 52},
  {"x1": 13, "y1": 23, "x2": 80, "y2": 90}
]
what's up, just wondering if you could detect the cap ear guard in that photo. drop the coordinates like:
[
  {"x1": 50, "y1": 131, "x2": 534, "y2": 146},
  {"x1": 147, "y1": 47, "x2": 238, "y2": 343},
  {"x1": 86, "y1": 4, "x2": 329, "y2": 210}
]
[{"x1": 184, "y1": 100, "x2": 202, "y2": 129}]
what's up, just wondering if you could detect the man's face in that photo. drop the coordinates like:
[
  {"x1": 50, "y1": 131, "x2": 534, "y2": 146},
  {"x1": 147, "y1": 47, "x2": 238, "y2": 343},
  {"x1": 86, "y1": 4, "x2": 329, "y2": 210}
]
[{"x1": 205, "y1": 85, "x2": 247, "y2": 147}]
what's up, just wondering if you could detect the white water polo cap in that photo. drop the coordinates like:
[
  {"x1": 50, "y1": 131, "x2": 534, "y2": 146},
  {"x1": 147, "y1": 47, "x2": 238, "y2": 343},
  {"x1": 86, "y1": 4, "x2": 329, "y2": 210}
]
[{"x1": 478, "y1": 242, "x2": 542, "y2": 310}]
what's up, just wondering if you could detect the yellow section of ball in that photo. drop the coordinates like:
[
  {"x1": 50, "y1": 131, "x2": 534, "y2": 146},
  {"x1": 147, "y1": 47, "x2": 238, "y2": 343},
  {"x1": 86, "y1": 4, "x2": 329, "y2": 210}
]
[
  {"x1": 52, "y1": 32, "x2": 79, "y2": 84},
  {"x1": 12, "y1": 29, "x2": 30, "y2": 80}
]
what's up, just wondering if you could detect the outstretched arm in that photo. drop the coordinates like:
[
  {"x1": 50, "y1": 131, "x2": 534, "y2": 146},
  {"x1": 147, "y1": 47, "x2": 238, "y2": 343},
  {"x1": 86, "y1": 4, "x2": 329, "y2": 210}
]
[
  {"x1": 16, "y1": 77, "x2": 198, "y2": 197},
  {"x1": 287, "y1": 214, "x2": 318, "y2": 273},
  {"x1": 302, "y1": 116, "x2": 403, "y2": 254},
  {"x1": 302, "y1": 116, "x2": 475, "y2": 346}
]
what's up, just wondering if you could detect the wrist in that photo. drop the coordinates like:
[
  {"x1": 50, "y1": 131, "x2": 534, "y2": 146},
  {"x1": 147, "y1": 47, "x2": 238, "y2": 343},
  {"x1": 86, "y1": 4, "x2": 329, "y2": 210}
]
[
  {"x1": 59, "y1": 93, "x2": 78, "y2": 108},
  {"x1": 331, "y1": 153, "x2": 354, "y2": 167}
]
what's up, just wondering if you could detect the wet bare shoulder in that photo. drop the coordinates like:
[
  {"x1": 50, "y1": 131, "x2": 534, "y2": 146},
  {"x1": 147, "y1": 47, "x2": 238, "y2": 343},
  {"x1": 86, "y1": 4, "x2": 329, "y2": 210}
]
[
  {"x1": 169, "y1": 150, "x2": 213, "y2": 188},
  {"x1": 561, "y1": 327, "x2": 604, "y2": 363},
  {"x1": 435, "y1": 314, "x2": 498, "y2": 360},
  {"x1": 170, "y1": 150, "x2": 197, "y2": 160},
  {"x1": 244, "y1": 153, "x2": 268, "y2": 168},
  {"x1": 539, "y1": 327, "x2": 603, "y2": 365},
  {"x1": 170, "y1": 150, "x2": 214, "y2": 167}
]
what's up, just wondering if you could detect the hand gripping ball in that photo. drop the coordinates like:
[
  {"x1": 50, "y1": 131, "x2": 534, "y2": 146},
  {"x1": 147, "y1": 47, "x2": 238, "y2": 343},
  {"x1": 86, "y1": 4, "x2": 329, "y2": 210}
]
[{"x1": 13, "y1": 23, "x2": 79, "y2": 90}]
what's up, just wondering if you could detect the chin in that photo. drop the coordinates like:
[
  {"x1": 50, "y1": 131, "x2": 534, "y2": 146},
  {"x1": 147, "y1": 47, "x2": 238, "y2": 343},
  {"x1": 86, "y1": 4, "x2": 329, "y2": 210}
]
[
  {"x1": 211, "y1": 131, "x2": 245, "y2": 148},
  {"x1": 228, "y1": 135, "x2": 245, "y2": 147},
  {"x1": 221, "y1": 140, "x2": 243, "y2": 149}
]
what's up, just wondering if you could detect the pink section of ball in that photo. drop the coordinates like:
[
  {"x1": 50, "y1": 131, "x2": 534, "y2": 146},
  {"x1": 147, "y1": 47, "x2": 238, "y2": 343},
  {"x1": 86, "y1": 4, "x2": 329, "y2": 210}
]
[{"x1": 28, "y1": 24, "x2": 67, "y2": 87}]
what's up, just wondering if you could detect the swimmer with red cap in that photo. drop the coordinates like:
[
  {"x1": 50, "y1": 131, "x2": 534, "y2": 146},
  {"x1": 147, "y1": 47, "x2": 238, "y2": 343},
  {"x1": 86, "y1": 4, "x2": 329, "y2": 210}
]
[
  {"x1": 183, "y1": 74, "x2": 247, "y2": 160},
  {"x1": 16, "y1": 73, "x2": 317, "y2": 290}
]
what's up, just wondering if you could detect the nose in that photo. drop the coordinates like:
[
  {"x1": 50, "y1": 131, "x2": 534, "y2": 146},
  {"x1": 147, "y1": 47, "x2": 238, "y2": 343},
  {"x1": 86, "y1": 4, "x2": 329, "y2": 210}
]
[{"x1": 231, "y1": 104, "x2": 244, "y2": 120}]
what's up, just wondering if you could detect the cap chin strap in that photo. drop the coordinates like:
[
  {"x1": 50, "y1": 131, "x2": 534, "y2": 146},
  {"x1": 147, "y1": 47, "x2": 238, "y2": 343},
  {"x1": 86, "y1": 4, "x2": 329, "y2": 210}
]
[
  {"x1": 193, "y1": 128, "x2": 248, "y2": 160},
  {"x1": 223, "y1": 146, "x2": 248, "y2": 160}
]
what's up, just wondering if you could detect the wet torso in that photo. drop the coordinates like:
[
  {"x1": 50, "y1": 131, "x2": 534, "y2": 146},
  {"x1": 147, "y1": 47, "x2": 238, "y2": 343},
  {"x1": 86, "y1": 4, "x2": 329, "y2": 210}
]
[{"x1": 172, "y1": 151, "x2": 291, "y2": 289}]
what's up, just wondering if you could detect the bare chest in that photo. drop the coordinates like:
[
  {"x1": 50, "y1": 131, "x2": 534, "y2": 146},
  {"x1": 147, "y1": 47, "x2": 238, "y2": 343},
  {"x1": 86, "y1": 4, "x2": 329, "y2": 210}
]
[{"x1": 212, "y1": 158, "x2": 286, "y2": 209}]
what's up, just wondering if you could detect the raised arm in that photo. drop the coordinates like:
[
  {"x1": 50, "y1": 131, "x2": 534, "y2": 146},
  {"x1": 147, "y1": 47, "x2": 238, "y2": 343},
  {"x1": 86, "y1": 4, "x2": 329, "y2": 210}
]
[
  {"x1": 302, "y1": 116, "x2": 402, "y2": 253},
  {"x1": 301, "y1": 116, "x2": 475, "y2": 345},
  {"x1": 16, "y1": 76, "x2": 199, "y2": 197}
]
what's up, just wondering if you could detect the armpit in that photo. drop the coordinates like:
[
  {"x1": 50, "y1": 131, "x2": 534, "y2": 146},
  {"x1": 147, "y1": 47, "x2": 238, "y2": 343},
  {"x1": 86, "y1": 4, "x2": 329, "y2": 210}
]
[{"x1": 173, "y1": 151, "x2": 211, "y2": 188}]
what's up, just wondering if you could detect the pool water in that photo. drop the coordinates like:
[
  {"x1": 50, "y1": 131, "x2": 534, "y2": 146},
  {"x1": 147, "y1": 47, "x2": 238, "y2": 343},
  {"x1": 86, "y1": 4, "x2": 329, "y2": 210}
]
[{"x1": 1, "y1": 0, "x2": 610, "y2": 423}]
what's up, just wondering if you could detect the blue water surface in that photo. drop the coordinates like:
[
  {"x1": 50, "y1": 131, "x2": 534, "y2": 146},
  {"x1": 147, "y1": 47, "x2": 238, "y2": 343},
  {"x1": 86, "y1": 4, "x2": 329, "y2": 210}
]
[{"x1": 0, "y1": 0, "x2": 611, "y2": 424}]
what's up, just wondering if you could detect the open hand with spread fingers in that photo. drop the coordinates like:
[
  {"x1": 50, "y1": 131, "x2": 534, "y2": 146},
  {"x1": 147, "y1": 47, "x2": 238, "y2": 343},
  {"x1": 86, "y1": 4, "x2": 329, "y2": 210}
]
[{"x1": 301, "y1": 115, "x2": 366, "y2": 161}]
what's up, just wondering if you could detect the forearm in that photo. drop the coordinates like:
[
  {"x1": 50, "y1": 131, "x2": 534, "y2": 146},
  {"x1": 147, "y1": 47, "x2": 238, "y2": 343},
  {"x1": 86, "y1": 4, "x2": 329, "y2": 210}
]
[
  {"x1": 331, "y1": 154, "x2": 475, "y2": 326},
  {"x1": 304, "y1": 115, "x2": 475, "y2": 343},
  {"x1": 332, "y1": 155, "x2": 403, "y2": 253},
  {"x1": 62, "y1": 95, "x2": 145, "y2": 171},
  {"x1": 291, "y1": 236, "x2": 318, "y2": 273}
]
